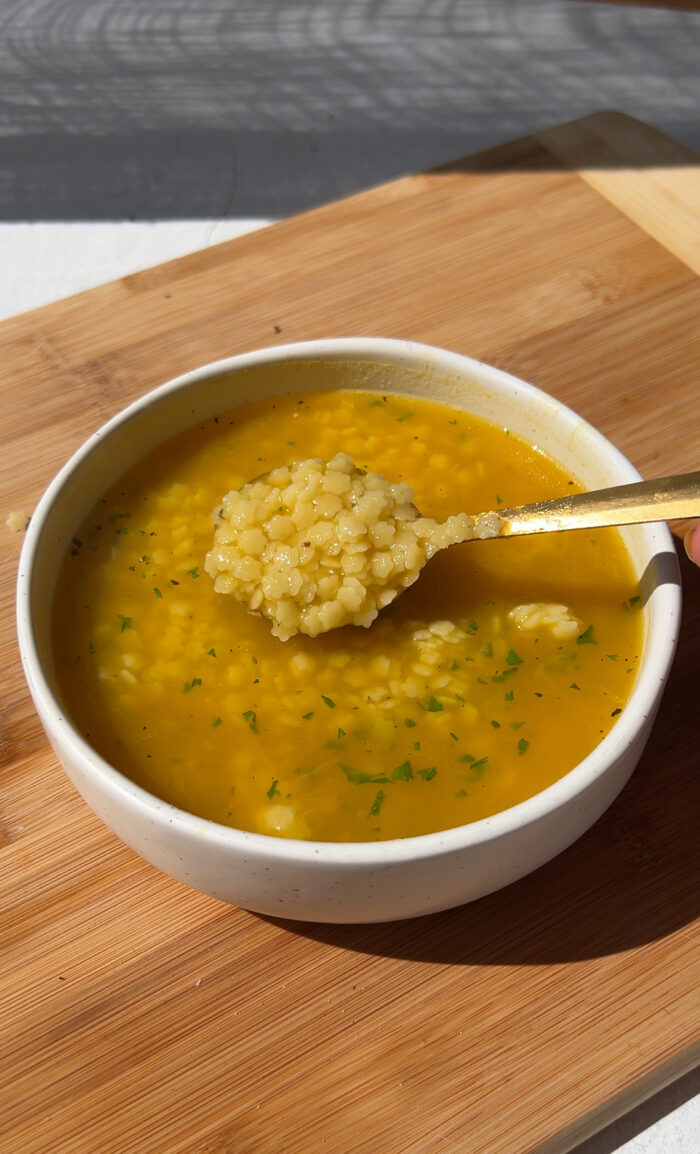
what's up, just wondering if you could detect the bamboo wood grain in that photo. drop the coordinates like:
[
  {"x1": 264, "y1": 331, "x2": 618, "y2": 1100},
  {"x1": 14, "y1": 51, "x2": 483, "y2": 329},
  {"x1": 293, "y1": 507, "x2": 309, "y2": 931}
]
[{"x1": 1, "y1": 112, "x2": 698, "y2": 1154}]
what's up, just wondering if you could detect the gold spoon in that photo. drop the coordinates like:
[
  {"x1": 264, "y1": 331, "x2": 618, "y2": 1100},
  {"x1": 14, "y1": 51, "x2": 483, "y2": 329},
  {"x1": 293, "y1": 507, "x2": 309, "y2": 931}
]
[
  {"x1": 472, "y1": 470, "x2": 700, "y2": 540},
  {"x1": 207, "y1": 462, "x2": 700, "y2": 640}
]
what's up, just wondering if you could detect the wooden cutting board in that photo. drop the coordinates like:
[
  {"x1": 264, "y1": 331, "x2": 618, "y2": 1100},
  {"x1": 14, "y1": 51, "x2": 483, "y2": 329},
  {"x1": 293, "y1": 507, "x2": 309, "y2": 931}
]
[{"x1": 1, "y1": 112, "x2": 698, "y2": 1154}]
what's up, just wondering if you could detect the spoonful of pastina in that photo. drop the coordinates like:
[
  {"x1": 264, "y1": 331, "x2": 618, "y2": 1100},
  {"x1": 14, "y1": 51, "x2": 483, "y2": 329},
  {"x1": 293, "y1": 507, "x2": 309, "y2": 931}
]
[{"x1": 204, "y1": 453, "x2": 700, "y2": 640}]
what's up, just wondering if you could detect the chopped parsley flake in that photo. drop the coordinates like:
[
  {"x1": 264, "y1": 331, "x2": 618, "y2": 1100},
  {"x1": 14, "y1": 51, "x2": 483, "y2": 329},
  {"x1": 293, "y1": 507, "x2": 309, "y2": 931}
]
[
  {"x1": 404, "y1": 718, "x2": 416, "y2": 728},
  {"x1": 505, "y1": 690, "x2": 514, "y2": 701},
  {"x1": 392, "y1": 761, "x2": 413, "y2": 781},
  {"x1": 342, "y1": 765, "x2": 389, "y2": 785},
  {"x1": 570, "y1": 682, "x2": 580, "y2": 690},
  {"x1": 518, "y1": 738, "x2": 530, "y2": 755},
  {"x1": 154, "y1": 588, "x2": 162, "y2": 598},
  {"x1": 117, "y1": 614, "x2": 133, "y2": 632},
  {"x1": 212, "y1": 716, "x2": 222, "y2": 727},
  {"x1": 267, "y1": 779, "x2": 280, "y2": 798},
  {"x1": 424, "y1": 696, "x2": 444, "y2": 712},
  {"x1": 242, "y1": 709, "x2": 258, "y2": 732},
  {"x1": 368, "y1": 790, "x2": 386, "y2": 816},
  {"x1": 418, "y1": 767, "x2": 437, "y2": 781},
  {"x1": 182, "y1": 678, "x2": 202, "y2": 693},
  {"x1": 577, "y1": 625, "x2": 597, "y2": 645},
  {"x1": 321, "y1": 695, "x2": 336, "y2": 709},
  {"x1": 470, "y1": 756, "x2": 488, "y2": 774},
  {"x1": 490, "y1": 719, "x2": 501, "y2": 729},
  {"x1": 505, "y1": 648, "x2": 522, "y2": 666},
  {"x1": 302, "y1": 711, "x2": 314, "y2": 720},
  {"x1": 337, "y1": 727, "x2": 346, "y2": 738},
  {"x1": 207, "y1": 647, "x2": 217, "y2": 657}
]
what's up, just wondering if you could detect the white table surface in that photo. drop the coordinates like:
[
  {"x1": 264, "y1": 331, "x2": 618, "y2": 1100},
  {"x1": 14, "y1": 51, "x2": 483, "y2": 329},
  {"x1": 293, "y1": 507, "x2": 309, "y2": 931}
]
[{"x1": 2, "y1": 1, "x2": 698, "y2": 1150}]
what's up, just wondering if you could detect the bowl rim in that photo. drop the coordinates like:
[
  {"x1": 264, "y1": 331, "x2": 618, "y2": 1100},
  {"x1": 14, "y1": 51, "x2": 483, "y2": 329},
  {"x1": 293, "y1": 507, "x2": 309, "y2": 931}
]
[{"x1": 16, "y1": 336, "x2": 682, "y2": 866}]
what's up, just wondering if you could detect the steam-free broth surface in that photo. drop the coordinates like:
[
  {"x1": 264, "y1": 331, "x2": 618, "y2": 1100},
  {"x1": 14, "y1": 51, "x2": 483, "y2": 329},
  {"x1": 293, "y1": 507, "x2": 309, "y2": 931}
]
[{"x1": 53, "y1": 390, "x2": 643, "y2": 841}]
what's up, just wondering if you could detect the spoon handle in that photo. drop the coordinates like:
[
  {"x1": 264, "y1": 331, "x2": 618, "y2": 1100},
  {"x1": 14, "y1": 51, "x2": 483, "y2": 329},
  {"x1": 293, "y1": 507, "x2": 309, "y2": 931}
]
[{"x1": 490, "y1": 470, "x2": 700, "y2": 537}]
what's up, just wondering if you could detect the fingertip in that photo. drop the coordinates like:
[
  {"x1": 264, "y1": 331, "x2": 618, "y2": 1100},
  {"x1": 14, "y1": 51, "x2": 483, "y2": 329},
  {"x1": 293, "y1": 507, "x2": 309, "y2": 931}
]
[{"x1": 683, "y1": 523, "x2": 700, "y2": 566}]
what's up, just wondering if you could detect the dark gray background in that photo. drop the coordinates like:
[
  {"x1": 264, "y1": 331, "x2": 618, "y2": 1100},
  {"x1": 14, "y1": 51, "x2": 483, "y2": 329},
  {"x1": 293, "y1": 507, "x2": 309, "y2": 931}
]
[{"x1": 1, "y1": 0, "x2": 699, "y2": 220}]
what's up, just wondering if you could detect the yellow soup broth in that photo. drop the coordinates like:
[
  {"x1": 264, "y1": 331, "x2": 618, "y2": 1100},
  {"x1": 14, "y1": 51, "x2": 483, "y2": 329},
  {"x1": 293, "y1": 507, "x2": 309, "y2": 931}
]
[{"x1": 53, "y1": 389, "x2": 644, "y2": 842}]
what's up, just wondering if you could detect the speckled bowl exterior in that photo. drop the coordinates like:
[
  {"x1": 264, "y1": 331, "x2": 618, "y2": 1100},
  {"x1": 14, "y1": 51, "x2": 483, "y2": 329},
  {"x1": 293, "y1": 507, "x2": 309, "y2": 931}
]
[{"x1": 16, "y1": 339, "x2": 682, "y2": 922}]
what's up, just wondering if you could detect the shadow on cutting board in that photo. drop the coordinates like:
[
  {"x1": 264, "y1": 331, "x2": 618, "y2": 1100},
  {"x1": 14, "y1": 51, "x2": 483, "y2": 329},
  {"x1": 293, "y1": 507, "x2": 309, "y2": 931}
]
[{"x1": 270, "y1": 544, "x2": 699, "y2": 967}]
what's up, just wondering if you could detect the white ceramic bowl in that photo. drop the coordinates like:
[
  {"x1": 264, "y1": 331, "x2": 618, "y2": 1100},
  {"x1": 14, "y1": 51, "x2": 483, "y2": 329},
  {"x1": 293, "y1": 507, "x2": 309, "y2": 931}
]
[{"x1": 17, "y1": 338, "x2": 681, "y2": 923}]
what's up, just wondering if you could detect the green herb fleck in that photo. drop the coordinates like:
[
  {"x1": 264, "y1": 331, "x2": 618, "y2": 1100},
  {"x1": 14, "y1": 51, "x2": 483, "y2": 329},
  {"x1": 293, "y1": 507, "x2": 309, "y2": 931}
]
[
  {"x1": 138, "y1": 555, "x2": 150, "y2": 563},
  {"x1": 570, "y1": 682, "x2": 581, "y2": 690},
  {"x1": 490, "y1": 719, "x2": 501, "y2": 729},
  {"x1": 207, "y1": 647, "x2": 217, "y2": 657},
  {"x1": 212, "y1": 716, "x2": 222, "y2": 727},
  {"x1": 468, "y1": 756, "x2": 488, "y2": 777},
  {"x1": 450, "y1": 660, "x2": 460, "y2": 671},
  {"x1": 117, "y1": 614, "x2": 133, "y2": 632},
  {"x1": 495, "y1": 494, "x2": 503, "y2": 505},
  {"x1": 108, "y1": 512, "x2": 131, "y2": 524},
  {"x1": 321, "y1": 694, "x2": 336, "y2": 709},
  {"x1": 418, "y1": 767, "x2": 437, "y2": 781},
  {"x1": 449, "y1": 732, "x2": 459, "y2": 741},
  {"x1": 506, "y1": 648, "x2": 522, "y2": 666},
  {"x1": 154, "y1": 587, "x2": 162, "y2": 599},
  {"x1": 505, "y1": 689, "x2": 514, "y2": 701},
  {"x1": 466, "y1": 619, "x2": 478, "y2": 635},
  {"x1": 267, "y1": 779, "x2": 280, "y2": 799},
  {"x1": 183, "y1": 677, "x2": 202, "y2": 693},
  {"x1": 242, "y1": 709, "x2": 258, "y2": 732},
  {"x1": 116, "y1": 526, "x2": 129, "y2": 535},
  {"x1": 482, "y1": 641, "x2": 493, "y2": 658},
  {"x1": 368, "y1": 790, "x2": 386, "y2": 816},
  {"x1": 302, "y1": 711, "x2": 314, "y2": 720},
  {"x1": 424, "y1": 696, "x2": 443, "y2": 712},
  {"x1": 577, "y1": 624, "x2": 597, "y2": 645},
  {"x1": 392, "y1": 760, "x2": 413, "y2": 781},
  {"x1": 404, "y1": 718, "x2": 416, "y2": 728},
  {"x1": 413, "y1": 741, "x2": 421, "y2": 751},
  {"x1": 607, "y1": 654, "x2": 618, "y2": 661},
  {"x1": 342, "y1": 766, "x2": 389, "y2": 785},
  {"x1": 396, "y1": 412, "x2": 413, "y2": 422},
  {"x1": 337, "y1": 727, "x2": 346, "y2": 739},
  {"x1": 518, "y1": 738, "x2": 530, "y2": 756}
]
